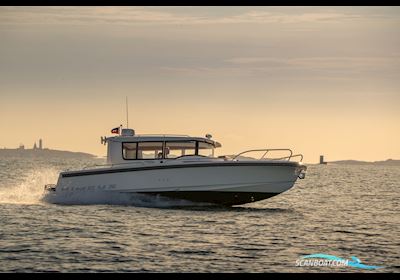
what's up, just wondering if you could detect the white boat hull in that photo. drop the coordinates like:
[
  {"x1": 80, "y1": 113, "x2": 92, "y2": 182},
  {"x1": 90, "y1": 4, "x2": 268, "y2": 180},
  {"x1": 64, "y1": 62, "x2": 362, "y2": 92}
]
[{"x1": 52, "y1": 161, "x2": 306, "y2": 206}]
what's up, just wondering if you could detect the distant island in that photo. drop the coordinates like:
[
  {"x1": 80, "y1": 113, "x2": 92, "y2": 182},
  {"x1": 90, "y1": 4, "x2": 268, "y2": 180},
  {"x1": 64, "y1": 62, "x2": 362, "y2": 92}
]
[
  {"x1": 328, "y1": 159, "x2": 400, "y2": 166},
  {"x1": 0, "y1": 148, "x2": 96, "y2": 159},
  {"x1": 0, "y1": 139, "x2": 96, "y2": 159}
]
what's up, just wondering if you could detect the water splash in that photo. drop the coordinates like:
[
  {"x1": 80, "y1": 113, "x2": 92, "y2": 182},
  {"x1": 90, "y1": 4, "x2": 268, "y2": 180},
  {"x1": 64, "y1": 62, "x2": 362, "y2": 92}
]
[{"x1": 0, "y1": 168, "x2": 59, "y2": 205}]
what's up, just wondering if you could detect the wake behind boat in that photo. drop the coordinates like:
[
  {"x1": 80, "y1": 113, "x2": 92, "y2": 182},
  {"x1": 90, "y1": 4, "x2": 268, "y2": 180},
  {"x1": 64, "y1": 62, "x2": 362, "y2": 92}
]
[{"x1": 45, "y1": 128, "x2": 307, "y2": 206}]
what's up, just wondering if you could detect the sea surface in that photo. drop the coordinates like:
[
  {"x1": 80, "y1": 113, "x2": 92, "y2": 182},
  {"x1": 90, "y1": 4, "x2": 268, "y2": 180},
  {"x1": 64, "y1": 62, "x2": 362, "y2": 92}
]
[{"x1": 0, "y1": 157, "x2": 399, "y2": 273}]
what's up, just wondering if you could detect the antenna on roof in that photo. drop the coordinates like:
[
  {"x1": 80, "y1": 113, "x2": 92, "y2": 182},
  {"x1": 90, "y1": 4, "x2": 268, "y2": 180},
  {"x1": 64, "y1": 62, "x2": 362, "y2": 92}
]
[{"x1": 126, "y1": 96, "x2": 129, "y2": 128}]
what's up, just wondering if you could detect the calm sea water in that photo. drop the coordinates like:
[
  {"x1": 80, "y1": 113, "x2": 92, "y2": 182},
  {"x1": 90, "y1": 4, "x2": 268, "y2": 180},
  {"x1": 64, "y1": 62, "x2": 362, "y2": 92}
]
[{"x1": 0, "y1": 157, "x2": 399, "y2": 273}]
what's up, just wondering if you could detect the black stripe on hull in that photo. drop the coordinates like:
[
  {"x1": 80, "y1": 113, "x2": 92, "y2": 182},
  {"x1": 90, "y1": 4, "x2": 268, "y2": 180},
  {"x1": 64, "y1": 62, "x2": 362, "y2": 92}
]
[
  {"x1": 61, "y1": 162, "x2": 303, "y2": 178},
  {"x1": 138, "y1": 191, "x2": 279, "y2": 206}
]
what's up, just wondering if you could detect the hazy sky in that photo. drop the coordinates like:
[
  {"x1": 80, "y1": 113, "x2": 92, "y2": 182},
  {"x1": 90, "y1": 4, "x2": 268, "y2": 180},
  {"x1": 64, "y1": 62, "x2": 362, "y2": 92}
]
[{"x1": 1, "y1": 6, "x2": 399, "y2": 162}]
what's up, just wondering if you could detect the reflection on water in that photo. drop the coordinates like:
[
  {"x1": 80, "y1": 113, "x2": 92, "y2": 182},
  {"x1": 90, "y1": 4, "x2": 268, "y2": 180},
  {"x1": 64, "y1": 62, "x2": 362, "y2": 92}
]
[{"x1": 0, "y1": 157, "x2": 399, "y2": 272}]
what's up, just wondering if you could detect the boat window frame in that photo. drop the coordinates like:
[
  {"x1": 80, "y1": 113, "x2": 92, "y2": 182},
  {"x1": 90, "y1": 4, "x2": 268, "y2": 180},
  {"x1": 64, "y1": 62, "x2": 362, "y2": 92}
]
[
  {"x1": 122, "y1": 141, "x2": 165, "y2": 161},
  {"x1": 121, "y1": 139, "x2": 216, "y2": 160},
  {"x1": 122, "y1": 142, "x2": 138, "y2": 160},
  {"x1": 197, "y1": 140, "x2": 215, "y2": 157},
  {"x1": 164, "y1": 140, "x2": 197, "y2": 159}
]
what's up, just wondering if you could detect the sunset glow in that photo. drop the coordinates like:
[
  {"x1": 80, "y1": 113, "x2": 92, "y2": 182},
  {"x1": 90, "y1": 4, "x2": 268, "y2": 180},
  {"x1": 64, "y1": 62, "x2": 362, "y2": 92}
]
[{"x1": 1, "y1": 6, "x2": 399, "y2": 162}]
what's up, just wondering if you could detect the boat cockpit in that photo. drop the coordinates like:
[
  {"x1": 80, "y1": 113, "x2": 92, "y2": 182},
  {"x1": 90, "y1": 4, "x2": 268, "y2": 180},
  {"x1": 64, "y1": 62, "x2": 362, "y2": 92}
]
[{"x1": 103, "y1": 129, "x2": 222, "y2": 165}]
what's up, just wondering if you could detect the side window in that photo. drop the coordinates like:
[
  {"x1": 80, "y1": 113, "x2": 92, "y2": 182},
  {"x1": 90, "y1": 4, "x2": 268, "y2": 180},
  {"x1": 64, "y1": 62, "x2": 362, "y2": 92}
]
[
  {"x1": 122, "y1": 143, "x2": 137, "y2": 159},
  {"x1": 165, "y1": 141, "x2": 196, "y2": 159},
  {"x1": 137, "y1": 142, "x2": 164, "y2": 159},
  {"x1": 198, "y1": 141, "x2": 214, "y2": 157}
]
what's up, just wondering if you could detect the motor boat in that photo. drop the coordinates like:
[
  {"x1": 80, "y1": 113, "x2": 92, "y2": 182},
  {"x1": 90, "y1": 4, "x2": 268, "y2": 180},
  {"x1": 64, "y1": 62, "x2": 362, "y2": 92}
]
[{"x1": 45, "y1": 128, "x2": 307, "y2": 206}]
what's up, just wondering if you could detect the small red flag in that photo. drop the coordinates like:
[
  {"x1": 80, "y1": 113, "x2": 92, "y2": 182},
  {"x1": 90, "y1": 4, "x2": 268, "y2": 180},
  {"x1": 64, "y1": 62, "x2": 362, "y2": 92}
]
[{"x1": 111, "y1": 127, "x2": 120, "y2": 134}]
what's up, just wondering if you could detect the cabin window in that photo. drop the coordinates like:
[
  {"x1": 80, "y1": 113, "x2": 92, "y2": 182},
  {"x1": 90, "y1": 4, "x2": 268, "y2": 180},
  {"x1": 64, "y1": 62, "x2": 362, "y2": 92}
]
[
  {"x1": 165, "y1": 141, "x2": 196, "y2": 159},
  {"x1": 122, "y1": 143, "x2": 137, "y2": 159},
  {"x1": 137, "y1": 142, "x2": 164, "y2": 159},
  {"x1": 198, "y1": 141, "x2": 214, "y2": 157}
]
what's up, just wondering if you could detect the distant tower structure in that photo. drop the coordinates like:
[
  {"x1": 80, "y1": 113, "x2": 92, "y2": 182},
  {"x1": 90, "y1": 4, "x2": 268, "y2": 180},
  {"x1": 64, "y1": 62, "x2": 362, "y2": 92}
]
[
  {"x1": 33, "y1": 142, "x2": 37, "y2": 150},
  {"x1": 319, "y1": 155, "x2": 327, "y2": 165},
  {"x1": 39, "y1": 139, "x2": 43, "y2": 150},
  {"x1": 19, "y1": 144, "x2": 25, "y2": 150}
]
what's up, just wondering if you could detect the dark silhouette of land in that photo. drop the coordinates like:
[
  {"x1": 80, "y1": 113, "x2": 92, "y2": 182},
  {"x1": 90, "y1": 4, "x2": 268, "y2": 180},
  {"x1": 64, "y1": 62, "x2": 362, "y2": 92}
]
[
  {"x1": 1, "y1": 139, "x2": 97, "y2": 159},
  {"x1": 0, "y1": 147, "x2": 96, "y2": 159},
  {"x1": 329, "y1": 159, "x2": 400, "y2": 166}
]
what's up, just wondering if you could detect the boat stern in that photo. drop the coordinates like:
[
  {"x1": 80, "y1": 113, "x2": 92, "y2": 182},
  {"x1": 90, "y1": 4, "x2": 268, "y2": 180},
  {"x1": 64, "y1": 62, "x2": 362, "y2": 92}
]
[{"x1": 44, "y1": 184, "x2": 56, "y2": 192}]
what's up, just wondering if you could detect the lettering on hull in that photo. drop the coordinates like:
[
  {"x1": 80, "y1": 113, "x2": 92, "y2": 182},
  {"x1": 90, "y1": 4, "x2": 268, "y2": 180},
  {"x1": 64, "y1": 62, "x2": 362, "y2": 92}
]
[{"x1": 60, "y1": 184, "x2": 117, "y2": 192}]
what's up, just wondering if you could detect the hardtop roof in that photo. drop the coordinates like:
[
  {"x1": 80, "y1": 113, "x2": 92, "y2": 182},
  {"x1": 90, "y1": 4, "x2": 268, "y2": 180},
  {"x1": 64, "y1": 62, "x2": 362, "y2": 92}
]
[{"x1": 107, "y1": 135, "x2": 222, "y2": 147}]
